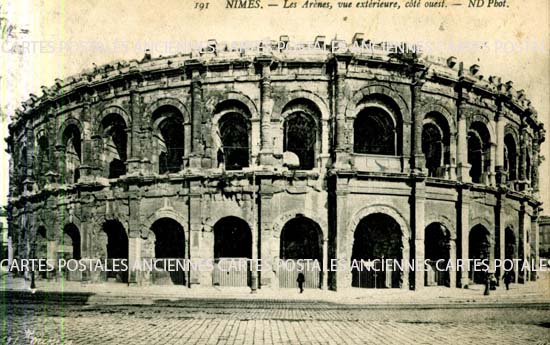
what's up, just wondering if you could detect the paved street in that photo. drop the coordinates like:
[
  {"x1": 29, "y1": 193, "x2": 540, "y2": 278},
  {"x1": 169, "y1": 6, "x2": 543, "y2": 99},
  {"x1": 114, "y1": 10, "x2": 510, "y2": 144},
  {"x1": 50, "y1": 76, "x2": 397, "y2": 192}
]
[{"x1": 1, "y1": 296, "x2": 549, "y2": 345}]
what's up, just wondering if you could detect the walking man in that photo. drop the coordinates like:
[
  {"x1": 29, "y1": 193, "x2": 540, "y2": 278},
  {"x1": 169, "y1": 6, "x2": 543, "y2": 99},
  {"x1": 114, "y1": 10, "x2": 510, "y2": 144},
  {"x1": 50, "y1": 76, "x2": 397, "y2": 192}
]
[
  {"x1": 503, "y1": 270, "x2": 513, "y2": 290},
  {"x1": 297, "y1": 271, "x2": 305, "y2": 293}
]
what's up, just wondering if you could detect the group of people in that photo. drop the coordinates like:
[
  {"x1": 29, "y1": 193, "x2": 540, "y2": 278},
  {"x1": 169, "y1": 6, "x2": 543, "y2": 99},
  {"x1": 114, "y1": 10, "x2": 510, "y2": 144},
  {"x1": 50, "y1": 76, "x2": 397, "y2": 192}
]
[
  {"x1": 484, "y1": 270, "x2": 515, "y2": 295},
  {"x1": 297, "y1": 271, "x2": 516, "y2": 294}
]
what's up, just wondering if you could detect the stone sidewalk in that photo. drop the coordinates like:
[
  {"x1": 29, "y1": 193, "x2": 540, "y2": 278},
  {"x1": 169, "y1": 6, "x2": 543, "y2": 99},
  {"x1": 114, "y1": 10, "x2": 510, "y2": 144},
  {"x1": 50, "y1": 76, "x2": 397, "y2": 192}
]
[
  {"x1": 2, "y1": 273, "x2": 550, "y2": 345},
  {"x1": 2, "y1": 272, "x2": 549, "y2": 306},
  {"x1": 4, "y1": 308, "x2": 549, "y2": 345},
  {"x1": 2, "y1": 291, "x2": 549, "y2": 345}
]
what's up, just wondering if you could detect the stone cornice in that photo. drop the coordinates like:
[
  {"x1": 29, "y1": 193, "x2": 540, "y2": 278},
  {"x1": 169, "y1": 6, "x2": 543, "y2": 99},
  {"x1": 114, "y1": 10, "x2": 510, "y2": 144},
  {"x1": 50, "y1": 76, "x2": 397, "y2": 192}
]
[{"x1": 7, "y1": 35, "x2": 541, "y2": 132}]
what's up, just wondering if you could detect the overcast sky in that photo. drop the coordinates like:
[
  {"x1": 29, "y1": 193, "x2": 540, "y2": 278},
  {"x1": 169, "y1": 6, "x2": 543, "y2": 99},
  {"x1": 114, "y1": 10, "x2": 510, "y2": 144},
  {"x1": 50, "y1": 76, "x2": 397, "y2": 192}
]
[{"x1": 1, "y1": 0, "x2": 548, "y2": 212}]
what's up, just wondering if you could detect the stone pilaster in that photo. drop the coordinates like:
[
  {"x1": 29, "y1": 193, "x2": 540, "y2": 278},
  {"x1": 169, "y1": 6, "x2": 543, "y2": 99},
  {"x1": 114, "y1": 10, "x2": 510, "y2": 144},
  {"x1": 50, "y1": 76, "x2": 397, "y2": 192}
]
[
  {"x1": 127, "y1": 185, "x2": 141, "y2": 285},
  {"x1": 257, "y1": 57, "x2": 274, "y2": 166},
  {"x1": 518, "y1": 124, "x2": 528, "y2": 191},
  {"x1": 456, "y1": 100, "x2": 471, "y2": 182},
  {"x1": 78, "y1": 139, "x2": 95, "y2": 180},
  {"x1": 188, "y1": 63, "x2": 204, "y2": 169},
  {"x1": 322, "y1": 238, "x2": 329, "y2": 290},
  {"x1": 531, "y1": 210, "x2": 540, "y2": 281},
  {"x1": 518, "y1": 201, "x2": 526, "y2": 283},
  {"x1": 411, "y1": 79, "x2": 426, "y2": 173},
  {"x1": 495, "y1": 194, "x2": 505, "y2": 282},
  {"x1": 78, "y1": 102, "x2": 95, "y2": 180},
  {"x1": 46, "y1": 240, "x2": 58, "y2": 280},
  {"x1": 250, "y1": 208, "x2": 259, "y2": 293},
  {"x1": 79, "y1": 210, "x2": 92, "y2": 260},
  {"x1": 458, "y1": 186, "x2": 470, "y2": 287},
  {"x1": 334, "y1": 179, "x2": 349, "y2": 291},
  {"x1": 126, "y1": 84, "x2": 145, "y2": 174},
  {"x1": 531, "y1": 137, "x2": 540, "y2": 195},
  {"x1": 188, "y1": 180, "x2": 203, "y2": 287},
  {"x1": 259, "y1": 179, "x2": 274, "y2": 288},
  {"x1": 412, "y1": 177, "x2": 426, "y2": 290},
  {"x1": 54, "y1": 144, "x2": 65, "y2": 184},
  {"x1": 495, "y1": 109, "x2": 506, "y2": 185},
  {"x1": 127, "y1": 236, "x2": 142, "y2": 286},
  {"x1": 333, "y1": 54, "x2": 352, "y2": 169},
  {"x1": 449, "y1": 239, "x2": 457, "y2": 288}
]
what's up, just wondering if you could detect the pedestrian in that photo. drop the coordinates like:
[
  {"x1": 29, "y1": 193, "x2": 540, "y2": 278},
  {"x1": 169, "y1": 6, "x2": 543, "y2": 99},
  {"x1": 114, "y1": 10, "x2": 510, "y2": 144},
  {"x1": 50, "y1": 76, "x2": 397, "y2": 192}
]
[
  {"x1": 503, "y1": 270, "x2": 513, "y2": 290},
  {"x1": 484, "y1": 272, "x2": 491, "y2": 296},
  {"x1": 297, "y1": 271, "x2": 305, "y2": 293}
]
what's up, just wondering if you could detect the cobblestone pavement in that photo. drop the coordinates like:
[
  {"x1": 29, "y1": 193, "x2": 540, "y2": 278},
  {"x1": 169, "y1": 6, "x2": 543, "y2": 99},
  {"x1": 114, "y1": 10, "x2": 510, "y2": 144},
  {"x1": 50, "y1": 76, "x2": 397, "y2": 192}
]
[{"x1": 1, "y1": 298, "x2": 549, "y2": 345}]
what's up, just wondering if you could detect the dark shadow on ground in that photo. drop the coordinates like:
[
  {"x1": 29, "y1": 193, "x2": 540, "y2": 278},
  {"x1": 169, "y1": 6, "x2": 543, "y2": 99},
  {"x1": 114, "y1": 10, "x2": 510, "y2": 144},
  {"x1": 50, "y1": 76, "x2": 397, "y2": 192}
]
[{"x1": 1, "y1": 290, "x2": 95, "y2": 306}]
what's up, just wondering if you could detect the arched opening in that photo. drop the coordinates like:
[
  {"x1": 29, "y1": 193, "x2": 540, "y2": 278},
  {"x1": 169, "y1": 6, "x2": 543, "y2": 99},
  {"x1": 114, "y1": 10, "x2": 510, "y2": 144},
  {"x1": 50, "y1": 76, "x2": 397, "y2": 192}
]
[
  {"x1": 150, "y1": 218, "x2": 186, "y2": 285},
  {"x1": 102, "y1": 220, "x2": 128, "y2": 283},
  {"x1": 218, "y1": 113, "x2": 250, "y2": 170},
  {"x1": 152, "y1": 106, "x2": 185, "y2": 174},
  {"x1": 61, "y1": 223, "x2": 81, "y2": 260},
  {"x1": 213, "y1": 217, "x2": 252, "y2": 287},
  {"x1": 504, "y1": 134, "x2": 518, "y2": 183},
  {"x1": 505, "y1": 227, "x2": 516, "y2": 282},
  {"x1": 351, "y1": 213, "x2": 403, "y2": 288},
  {"x1": 468, "y1": 122, "x2": 491, "y2": 184},
  {"x1": 469, "y1": 224, "x2": 491, "y2": 284},
  {"x1": 62, "y1": 124, "x2": 82, "y2": 184},
  {"x1": 62, "y1": 126, "x2": 81, "y2": 158},
  {"x1": 422, "y1": 112, "x2": 451, "y2": 177},
  {"x1": 354, "y1": 107, "x2": 397, "y2": 155},
  {"x1": 283, "y1": 108, "x2": 318, "y2": 170},
  {"x1": 36, "y1": 136, "x2": 50, "y2": 187},
  {"x1": 101, "y1": 113, "x2": 127, "y2": 179},
  {"x1": 279, "y1": 216, "x2": 323, "y2": 288},
  {"x1": 468, "y1": 133, "x2": 483, "y2": 182},
  {"x1": 424, "y1": 223, "x2": 451, "y2": 287},
  {"x1": 61, "y1": 224, "x2": 81, "y2": 281}
]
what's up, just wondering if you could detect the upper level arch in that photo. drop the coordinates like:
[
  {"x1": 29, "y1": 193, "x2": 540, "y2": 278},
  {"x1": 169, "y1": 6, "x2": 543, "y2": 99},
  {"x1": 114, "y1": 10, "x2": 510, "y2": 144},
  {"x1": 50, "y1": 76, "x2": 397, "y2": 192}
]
[
  {"x1": 56, "y1": 118, "x2": 84, "y2": 147},
  {"x1": 467, "y1": 113, "x2": 496, "y2": 145},
  {"x1": 346, "y1": 84, "x2": 409, "y2": 121},
  {"x1": 468, "y1": 120, "x2": 493, "y2": 184},
  {"x1": 504, "y1": 123, "x2": 520, "y2": 146},
  {"x1": 272, "y1": 209, "x2": 328, "y2": 242},
  {"x1": 146, "y1": 98, "x2": 190, "y2": 126},
  {"x1": 273, "y1": 90, "x2": 329, "y2": 121},
  {"x1": 142, "y1": 207, "x2": 187, "y2": 238},
  {"x1": 280, "y1": 98, "x2": 323, "y2": 169},
  {"x1": 422, "y1": 111, "x2": 453, "y2": 176},
  {"x1": 212, "y1": 99, "x2": 253, "y2": 170},
  {"x1": 94, "y1": 105, "x2": 130, "y2": 136},
  {"x1": 353, "y1": 98, "x2": 402, "y2": 155},
  {"x1": 419, "y1": 103, "x2": 457, "y2": 135},
  {"x1": 206, "y1": 91, "x2": 258, "y2": 120},
  {"x1": 424, "y1": 214, "x2": 456, "y2": 240},
  {"x1": 347, "y1": 204, "x2": 410, "y2": 240},
  {"x1": 212, "y1": 99, "x2": 253, "y2": 120},
  {"x1": 348, "y1": 86, "x2": 406, "y2": 157},
  {"x1": 151, "y1": 104, "x2": 186, "y2": 174}
]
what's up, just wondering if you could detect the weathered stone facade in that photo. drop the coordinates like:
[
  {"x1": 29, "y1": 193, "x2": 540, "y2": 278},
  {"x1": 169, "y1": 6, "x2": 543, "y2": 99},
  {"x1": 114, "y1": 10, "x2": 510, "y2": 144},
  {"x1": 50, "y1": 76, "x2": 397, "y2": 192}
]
[
  {"x1": 0, "y1": 206, "x2": 7, "y2": 261},
  {"x1": 6, "y1": 36, "x2": 546, "y2": 290},
  {"x1": 539, "y1": 216, "x2": 550, "y2": 259}
]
